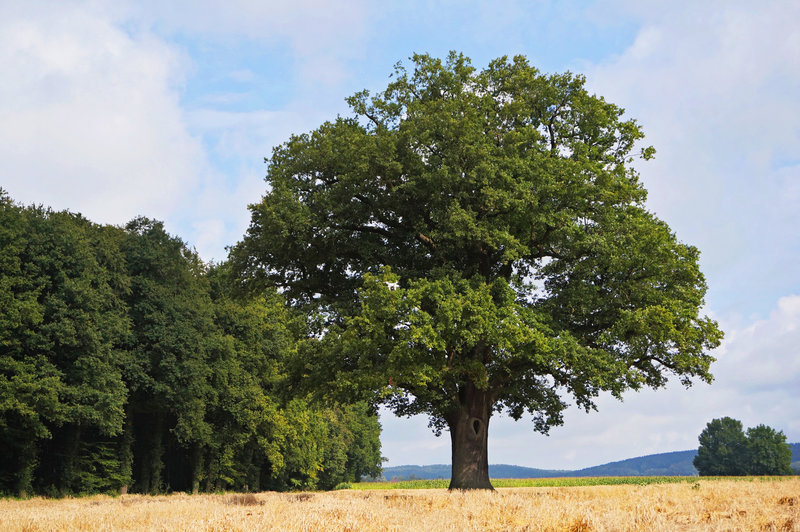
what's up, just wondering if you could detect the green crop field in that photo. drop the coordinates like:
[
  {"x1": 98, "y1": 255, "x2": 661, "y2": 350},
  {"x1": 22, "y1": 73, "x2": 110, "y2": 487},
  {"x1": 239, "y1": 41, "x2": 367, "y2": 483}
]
[{"x1": 352, "y1": 475, "x2": 795, "y2": 490}]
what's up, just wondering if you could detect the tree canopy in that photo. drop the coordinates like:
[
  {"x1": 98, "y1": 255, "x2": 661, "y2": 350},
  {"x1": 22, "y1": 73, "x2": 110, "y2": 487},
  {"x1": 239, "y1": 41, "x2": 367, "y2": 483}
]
[
  {"x1": 694, "y1": 417, "x2": 792, "y2": 476},
  {"x1": 0, "y1": 190, "x2": 382, "y2": 496},
  {"x1": 232, "y1": 52, "x2": 723, "y2": 489},
  {"x1": 746, "y1": 424, "x2": 793, "y2": 476},
  {"x1": 693, "y1": 417, "x2": 749, "y2": 476}
]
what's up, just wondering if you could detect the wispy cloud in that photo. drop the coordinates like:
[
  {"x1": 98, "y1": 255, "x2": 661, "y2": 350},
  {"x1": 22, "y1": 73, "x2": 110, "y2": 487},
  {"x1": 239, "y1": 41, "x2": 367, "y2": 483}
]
[
  {"x1": 0, "y1": 1, "x2": 207, "y2": 229},
  {"x1": 128, "y1": 0, "x2": 371, "y2": 89},
  {"x1": 584, "y1": 0, "x2": 800, "y2": 318}
]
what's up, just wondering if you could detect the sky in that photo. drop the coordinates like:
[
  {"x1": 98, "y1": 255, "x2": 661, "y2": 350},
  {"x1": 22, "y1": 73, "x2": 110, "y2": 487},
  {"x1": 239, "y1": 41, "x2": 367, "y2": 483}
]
[{"x1": 2, "y1": 0, "x2": 798, "y2": 470}]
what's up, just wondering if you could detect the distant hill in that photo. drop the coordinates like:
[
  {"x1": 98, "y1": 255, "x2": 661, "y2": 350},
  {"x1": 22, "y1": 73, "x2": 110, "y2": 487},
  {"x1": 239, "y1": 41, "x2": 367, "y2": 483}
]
[
  {"x1": 379, "y1": 442, "x2": 800, "y2": 481},
  {"x1": 380, "y1": 464, "x2": 570, "y2": 481},
  {"x1": 571, "y1": 449, "x2": 698, "y2": 477}
]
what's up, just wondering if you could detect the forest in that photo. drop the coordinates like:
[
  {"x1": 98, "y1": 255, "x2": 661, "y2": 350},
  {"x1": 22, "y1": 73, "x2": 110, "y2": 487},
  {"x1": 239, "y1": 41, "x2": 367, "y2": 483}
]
[{"x1": 0, "y1": 189, "x2": 382, "y2": 497}]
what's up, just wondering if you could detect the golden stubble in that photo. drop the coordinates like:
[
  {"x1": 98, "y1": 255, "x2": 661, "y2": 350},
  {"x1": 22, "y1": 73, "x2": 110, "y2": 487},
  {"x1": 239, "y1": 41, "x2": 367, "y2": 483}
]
[{"x1": 1, "y1": 478, "x2": 797, "y2": 531}]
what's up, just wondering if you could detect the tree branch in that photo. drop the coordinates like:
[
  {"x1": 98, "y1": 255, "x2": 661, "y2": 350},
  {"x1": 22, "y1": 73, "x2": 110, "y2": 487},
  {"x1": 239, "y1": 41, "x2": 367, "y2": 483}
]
[
  {"x1": 341, "y1": 224, "x2": 393, "y2": 238},
  {"x1": 416, "y1": 231, "x2": 436, "y2": 252}
]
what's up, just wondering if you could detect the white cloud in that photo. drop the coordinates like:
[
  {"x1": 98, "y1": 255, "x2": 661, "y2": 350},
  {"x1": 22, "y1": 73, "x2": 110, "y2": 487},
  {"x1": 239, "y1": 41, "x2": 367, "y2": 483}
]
[
  {"x1": 181, "y1": 107, "x2": 335, "y2": 260},
  {"x1": 0, "y1": 2, "x2": 343, "y2": 262},
  {"x1": 379, "y1": 407, "x2": 452, "y2": 466},
  {"x1": 186, "y1": 108, "x2": 307, "y2": 163},
  {"x1": 718, "y1": 295, "x2": 800, "y2": 392},
  {"x1": 582, "y1": 0, "x2": 800, "y2": 318},
  {"x1": 0, "y1": 1, "x2": 207, "y2": 227},
  {"x1": 129, "y1": 0, "x2": 370, "y2": 88},
  {"x1": 0, "y1": 1, "x2": 370, "y2": 262}
]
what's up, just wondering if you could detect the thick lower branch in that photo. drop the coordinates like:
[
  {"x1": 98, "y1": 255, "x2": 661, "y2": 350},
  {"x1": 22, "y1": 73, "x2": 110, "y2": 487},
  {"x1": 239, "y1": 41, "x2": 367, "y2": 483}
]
[{"x1": 416, "y1": 231, "x2": 436, "y2": 252}]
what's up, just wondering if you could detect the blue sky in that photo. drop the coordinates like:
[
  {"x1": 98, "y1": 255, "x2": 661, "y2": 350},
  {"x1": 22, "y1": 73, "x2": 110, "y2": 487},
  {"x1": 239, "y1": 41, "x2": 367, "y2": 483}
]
[{"x1": 2, "y1": 0, "x2": 798, "y2": 469}]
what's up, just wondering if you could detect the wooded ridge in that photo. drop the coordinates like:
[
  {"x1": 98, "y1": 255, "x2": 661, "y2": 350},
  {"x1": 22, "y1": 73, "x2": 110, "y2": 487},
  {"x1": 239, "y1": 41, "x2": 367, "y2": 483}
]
[{"x1": 380, "y1": 443, "x2": 800, "y2": 480}]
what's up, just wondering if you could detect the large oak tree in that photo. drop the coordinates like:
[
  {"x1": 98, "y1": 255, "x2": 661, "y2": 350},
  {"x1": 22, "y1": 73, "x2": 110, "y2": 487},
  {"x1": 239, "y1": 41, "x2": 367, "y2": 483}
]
[{"x1": 232, "y1": 53, "x2": 723, "y2": 489}]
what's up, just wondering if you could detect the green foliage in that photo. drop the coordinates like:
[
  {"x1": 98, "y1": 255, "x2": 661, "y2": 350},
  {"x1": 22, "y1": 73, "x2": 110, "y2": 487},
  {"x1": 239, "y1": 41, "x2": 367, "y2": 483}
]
[
  {"x1": 0, "y1": 190, "x2": 382, "y2": 496},
  {"x1": 232, "y1": 53, "x2": 722, "y2": 488},
  {"x1": 0, "y1": 193, "x2": 129, "y2": 495},
  {"x1": 694, "y1": 417, "x2": 792, "y2": 476},
  {"x1": 745, "y1": 424, "x2": 792, "y2": 476},
  {"x1": 694, "y1": 417, "x2": 748, "y2": 476},
  {"x1": 316, "y1": 402, "x2": 383, "y2": 490}
]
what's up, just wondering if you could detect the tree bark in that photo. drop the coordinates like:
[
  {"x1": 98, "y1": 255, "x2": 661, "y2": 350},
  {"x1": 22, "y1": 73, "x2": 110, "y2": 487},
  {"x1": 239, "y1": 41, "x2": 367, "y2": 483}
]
[
  {"x1": 15, "y1": 439, "x2": 37, "y2": 498},
  {"x1": 118, "y1": 409, "x2": 134, "y2": 493},
  {"x1": 191, "y1": 442, "x2": 203, "y2": 494},
  {"x1": 134, "y1": 410, "x2": 164, "y2": 493},
  {"x1": 59, "y1": 424, "x2": 82, "y2": 494},
  {"x1": 448, "y1": 384, "x2": 493, "y2": 490}
]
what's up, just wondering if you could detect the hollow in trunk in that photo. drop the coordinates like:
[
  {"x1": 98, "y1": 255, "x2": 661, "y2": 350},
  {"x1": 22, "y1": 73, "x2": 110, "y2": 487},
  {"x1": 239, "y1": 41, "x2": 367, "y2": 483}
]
[{"x1": 448, "y1": 386, "x2": 493, "y2": 490}]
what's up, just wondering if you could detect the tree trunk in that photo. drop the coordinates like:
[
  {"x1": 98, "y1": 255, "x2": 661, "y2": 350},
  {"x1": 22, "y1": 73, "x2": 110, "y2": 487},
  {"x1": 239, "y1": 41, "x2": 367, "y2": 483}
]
[
  {"x1": 16, "y1": 439, "x2": 38, "y2": 498},
  {"x1": 448, "y1": 384, "x2": 493, "y2": 490},
  {"x1": 118, "y1": 410, "x2": 134, "y2": 493},
  {"x1": 191, "y1": 442, "x2": 203, "y2": 494},
  {"x1": 59, "y1": 424, "x2": 82, "y2": 494},
  {"x1": 148, "y1": 412, "x2": 165, "y2": 493},
  {"x1": 135, "y1": 410, "x2": 164, "y2": 493}
]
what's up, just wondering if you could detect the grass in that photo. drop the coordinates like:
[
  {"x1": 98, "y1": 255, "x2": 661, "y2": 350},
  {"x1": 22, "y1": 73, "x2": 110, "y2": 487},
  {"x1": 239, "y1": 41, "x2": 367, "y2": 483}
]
[
  {"x1": 1, "y1": 477, "x2": 798, "y2": 531},
  {"x1": 352, "y1": 475, "x2": 795, "y2": 490}
]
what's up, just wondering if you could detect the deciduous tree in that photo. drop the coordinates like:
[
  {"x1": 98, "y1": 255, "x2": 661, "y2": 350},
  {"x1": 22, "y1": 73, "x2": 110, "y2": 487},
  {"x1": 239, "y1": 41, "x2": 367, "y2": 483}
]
[
  {"x1": 694, "y1": 418, "x2": 792, "y2": 476},
  {"x1": 0, "y1": 194, "x2": 129, "y2": 495},
  {"x1": 232, "y1": 53, "x2": 723, "y2": 489},
  {"x1": 694, "y1": 417, "x2": 748, "y2": 476},
  {"x1": 745, "y1": 424, "x2": 792, "y2": 476}
]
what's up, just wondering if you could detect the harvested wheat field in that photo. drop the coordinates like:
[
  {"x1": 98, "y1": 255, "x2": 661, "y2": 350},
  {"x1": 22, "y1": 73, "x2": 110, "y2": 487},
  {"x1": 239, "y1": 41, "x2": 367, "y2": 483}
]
[{"x1": 1, "y1": 478, "x2": 798, "y2": 531}]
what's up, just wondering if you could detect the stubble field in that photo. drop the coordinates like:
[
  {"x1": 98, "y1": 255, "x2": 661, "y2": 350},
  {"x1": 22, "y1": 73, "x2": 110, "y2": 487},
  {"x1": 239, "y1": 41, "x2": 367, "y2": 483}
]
[{"x1": 1, "y1": 477, "x2": 797, "y2": 531}]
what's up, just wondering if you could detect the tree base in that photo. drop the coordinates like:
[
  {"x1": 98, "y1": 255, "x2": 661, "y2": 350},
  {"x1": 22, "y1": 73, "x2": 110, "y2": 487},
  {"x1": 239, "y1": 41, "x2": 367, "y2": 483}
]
[
  {"x1": 448, "y1": 480, "x2": 495, "y2": 491},
  {"x1": 448, "y1": 388, "x2": 494, "y2": 490}
]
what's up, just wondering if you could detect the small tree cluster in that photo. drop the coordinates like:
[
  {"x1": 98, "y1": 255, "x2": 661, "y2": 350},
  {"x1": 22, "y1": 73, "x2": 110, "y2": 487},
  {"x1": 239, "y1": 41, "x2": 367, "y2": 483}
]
[{"x1": 693, "y1": 417, "x2": 792, "y2": 476}]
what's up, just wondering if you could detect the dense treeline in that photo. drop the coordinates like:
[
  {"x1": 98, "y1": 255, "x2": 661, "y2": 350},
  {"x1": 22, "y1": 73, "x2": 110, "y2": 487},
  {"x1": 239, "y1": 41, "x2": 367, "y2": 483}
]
[{"x1": 0, "y1": 190, "x2": 381, "y2": 496}]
